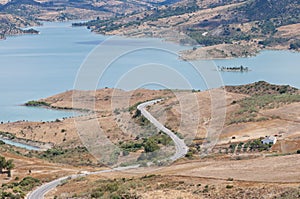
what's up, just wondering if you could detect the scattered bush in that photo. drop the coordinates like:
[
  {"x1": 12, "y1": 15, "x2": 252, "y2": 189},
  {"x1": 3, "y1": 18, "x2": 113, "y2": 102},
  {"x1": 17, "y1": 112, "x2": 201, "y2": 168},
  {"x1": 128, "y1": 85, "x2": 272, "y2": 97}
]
[
  {"x1": 144, "y1": 139, "x2": 159, "y2": 153},
  {"x1": 0, "y1": 176, "x2": 41, "y2": 198},
  {"x1": 185, "y1": 150, "x2": 194, "y2": 159},
  {"x1": 25, "y1": 101, "x2": 50, "y2": 107},
  {"x1": 290, "y1": 40, "x2": 300, "y2": 50},
  {"x1": 229, "y1": 93, "x2": 300, "y2": 124},
  {"x1": 226, "y1": 185, "x2": 234, "y2": 189}
]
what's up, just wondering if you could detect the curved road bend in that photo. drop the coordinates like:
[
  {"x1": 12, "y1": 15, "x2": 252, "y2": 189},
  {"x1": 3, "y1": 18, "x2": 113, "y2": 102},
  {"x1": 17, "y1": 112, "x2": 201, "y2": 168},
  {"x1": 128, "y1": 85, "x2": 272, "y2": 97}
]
[
  {"x1": 137, "y1": 99, "x2": 189, "y2": 161},
  {"x1": 27, "y1": 99, "x2": 188, "y2": 199},
  {"x1": 27, "y1": 165, "x2": 139, "y2": 199}
]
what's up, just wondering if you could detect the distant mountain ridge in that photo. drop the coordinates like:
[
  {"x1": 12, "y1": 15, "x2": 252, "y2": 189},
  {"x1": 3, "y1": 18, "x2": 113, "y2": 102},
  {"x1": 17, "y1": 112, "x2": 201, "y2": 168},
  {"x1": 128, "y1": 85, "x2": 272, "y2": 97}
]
[
  {"x1": 0, "y1": 0, "x2": 184, "y2": 38},
  {"x1": 73, "y1": 0, "x2": 300, "y2": 58},
  {"x1": 1, "y1": 0, "x2": 300, "y2": 59}
]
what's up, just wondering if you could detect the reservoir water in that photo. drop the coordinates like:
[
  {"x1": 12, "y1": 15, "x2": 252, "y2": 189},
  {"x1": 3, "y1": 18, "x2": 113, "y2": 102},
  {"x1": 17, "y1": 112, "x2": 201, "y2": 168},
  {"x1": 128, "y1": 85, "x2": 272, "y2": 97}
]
[
  {"x1": 0, "y1": 21, "x2": 299, "y2": 122},
  {"x1": 0, "y1": 138, "x2": 40, "y2": 151}
]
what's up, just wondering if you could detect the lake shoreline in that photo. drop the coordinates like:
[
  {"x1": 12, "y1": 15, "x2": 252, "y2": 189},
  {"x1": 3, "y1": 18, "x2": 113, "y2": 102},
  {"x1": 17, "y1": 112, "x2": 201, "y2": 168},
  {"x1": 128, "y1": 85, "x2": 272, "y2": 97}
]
[
  {"x1": 0, "y1": 21, "x2": 300, "y2": 123},
  {"x1": 74, "y1": 21, "x2": 300, "y2": 60}
]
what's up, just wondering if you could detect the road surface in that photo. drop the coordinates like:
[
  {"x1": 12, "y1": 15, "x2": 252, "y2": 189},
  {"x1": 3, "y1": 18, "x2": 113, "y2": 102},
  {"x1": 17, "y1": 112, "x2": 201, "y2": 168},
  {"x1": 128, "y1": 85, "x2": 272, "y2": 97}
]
[
  {"x1": 26, "y1": 165, "x2": 139, "y2": 199},
  {"x1": 137, "y1": 99, "x2": 189, "y2": 161},
  {"x1": 27, "y1": 99, "x2": 188, "y2": 198}
]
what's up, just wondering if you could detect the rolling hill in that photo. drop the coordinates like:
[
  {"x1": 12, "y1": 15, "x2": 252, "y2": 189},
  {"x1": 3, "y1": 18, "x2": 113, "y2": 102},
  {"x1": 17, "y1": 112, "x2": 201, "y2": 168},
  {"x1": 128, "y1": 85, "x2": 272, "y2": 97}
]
[
  {"x1": 74, "y1": 0, "x2": 300, "y2": 59},
  {"x1": 0, "y1": 0, "x2": 181, "y2": 38}
]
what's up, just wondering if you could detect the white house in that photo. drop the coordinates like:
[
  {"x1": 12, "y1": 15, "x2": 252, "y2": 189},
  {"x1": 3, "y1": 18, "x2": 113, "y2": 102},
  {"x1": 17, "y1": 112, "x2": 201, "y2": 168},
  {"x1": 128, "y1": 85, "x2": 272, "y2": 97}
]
[
  {"x1": 261, "y1": 136, "x2": 277, "y2": 145},
  {"x1": 202, "y1": 32, "x2": 208, "y2": 36}
]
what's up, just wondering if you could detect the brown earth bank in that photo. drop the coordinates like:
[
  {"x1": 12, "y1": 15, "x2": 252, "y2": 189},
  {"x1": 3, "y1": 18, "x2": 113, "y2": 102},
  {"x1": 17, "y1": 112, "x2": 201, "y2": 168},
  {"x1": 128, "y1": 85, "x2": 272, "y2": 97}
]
[
  {"x1": 0, "y1": 81, "x2": 300, "y2": 198},
  {"x1": 41, "y1": 143, "x2": 300, "y2": 198}
]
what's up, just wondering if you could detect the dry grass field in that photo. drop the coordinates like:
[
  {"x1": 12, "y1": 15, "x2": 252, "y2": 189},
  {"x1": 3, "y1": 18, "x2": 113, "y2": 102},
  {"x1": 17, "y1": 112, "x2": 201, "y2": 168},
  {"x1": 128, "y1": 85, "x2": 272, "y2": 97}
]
[{"x1": 46, "y1": 156, "x2": 300, "y2": 198}]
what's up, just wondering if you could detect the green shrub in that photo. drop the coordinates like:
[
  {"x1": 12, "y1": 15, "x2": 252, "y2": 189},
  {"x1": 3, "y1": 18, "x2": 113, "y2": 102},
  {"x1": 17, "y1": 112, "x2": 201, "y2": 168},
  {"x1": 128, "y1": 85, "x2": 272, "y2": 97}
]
[
  {"x1": 185, "y1": 149, "x2": 195, "y2": 159},
  {"x1": 226, "y1": 185, "x2": 234, "y2": 189},
  {"x1": 91, "y1": 190, "x2": 103, "y2": 198},
  {"x1": 19, "y1": 177, "x2": 40, "y2": 191},
  {"x1": 144, "y1": 139, "x2": 159, "y2": 153},
  {"x1": 110, "y1": 194, "x2": 121, "y2": 199},
  {"x1": 290, "y1": 40, "x2": 300, "y2": 50}
]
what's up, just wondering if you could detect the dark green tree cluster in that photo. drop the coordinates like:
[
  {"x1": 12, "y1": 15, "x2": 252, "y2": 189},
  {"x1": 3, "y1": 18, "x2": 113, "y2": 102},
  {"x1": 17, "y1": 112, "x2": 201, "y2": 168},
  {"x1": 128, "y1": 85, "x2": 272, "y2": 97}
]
[
  {"x1": 143, "y1": 138, "x2": 160, "y2": 153},
  {"x1": 120, "y1": 132, "x2": 172, "y2": 154},
  {"x1": 0, "y1": 156, "x2": 15, "y2": 177},
  {"x1": 290, "y1": 40, "x2": 300, "y2": 50},
  {"x1": 1, "y1": 176, "x2": 41, "y2": 199}
]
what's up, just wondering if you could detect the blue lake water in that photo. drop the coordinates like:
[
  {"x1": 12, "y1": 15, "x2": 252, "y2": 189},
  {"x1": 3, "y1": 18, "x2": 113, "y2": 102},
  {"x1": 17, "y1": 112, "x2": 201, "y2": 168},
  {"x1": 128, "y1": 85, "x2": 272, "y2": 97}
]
[{"x1": 0, "y1": 21, "x2": 300, "y2": 122}]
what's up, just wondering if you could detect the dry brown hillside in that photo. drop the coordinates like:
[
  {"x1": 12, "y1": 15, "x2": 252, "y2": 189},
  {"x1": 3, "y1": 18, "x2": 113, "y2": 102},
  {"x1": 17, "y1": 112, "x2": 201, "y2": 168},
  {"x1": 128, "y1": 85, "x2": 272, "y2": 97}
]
[{"x1": 1, "y1": 82, "x2": 300, "y2": 198}]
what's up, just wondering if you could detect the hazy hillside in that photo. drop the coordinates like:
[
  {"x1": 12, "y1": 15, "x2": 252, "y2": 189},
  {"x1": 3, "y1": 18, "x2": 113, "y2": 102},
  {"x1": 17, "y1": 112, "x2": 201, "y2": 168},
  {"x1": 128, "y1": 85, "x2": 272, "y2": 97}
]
[
  {"x1": 241, "y1": 0, "x2": 300, "y2": 23},
  {"x1": 74, "y1": 0, "x2": 300, "y2": 59},
  {"x1": 0, "y1": 0, "x2": 184, "y2": 38},
  {"x1": 1, "y1": 0, "x2": 300, "y2": 58}
]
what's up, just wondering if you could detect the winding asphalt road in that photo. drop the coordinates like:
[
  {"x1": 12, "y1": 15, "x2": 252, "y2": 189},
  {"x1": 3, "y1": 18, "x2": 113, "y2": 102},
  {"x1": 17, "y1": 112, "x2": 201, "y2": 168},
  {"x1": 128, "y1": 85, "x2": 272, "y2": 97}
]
[
  {"x1": 137, "y1": 99, "x2": 189, "y2": 161},
  {"x1": 26, "y1": 165, "x2": 140, "y2": 199},
  {"x1": 27, "y1": 99, "x2": 188, "y2": 199}
]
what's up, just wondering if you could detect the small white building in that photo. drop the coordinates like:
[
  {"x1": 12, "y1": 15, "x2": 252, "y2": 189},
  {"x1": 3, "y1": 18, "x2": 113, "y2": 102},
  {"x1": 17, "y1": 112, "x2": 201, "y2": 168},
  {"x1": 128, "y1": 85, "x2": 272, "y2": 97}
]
[
  {"x1": 202, "y1": 32, "x2": 208, "y2": 36},
  {"x1": 261, "y1": 136, "x2": 277, "y2": 145}
]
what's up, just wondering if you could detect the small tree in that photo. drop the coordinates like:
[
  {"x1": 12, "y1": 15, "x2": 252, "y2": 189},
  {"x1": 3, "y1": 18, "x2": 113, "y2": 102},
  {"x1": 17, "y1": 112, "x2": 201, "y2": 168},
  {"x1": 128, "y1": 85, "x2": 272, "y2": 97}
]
[
  {"x1": 0, "y1": 156, "x2": 5, "y2": 174},
  {"x1": 144, "y1": 139, "x2": 159, "y2": 153},
  {"x1": 5, "y1": 159, "x2": 15, "y2": 178}
]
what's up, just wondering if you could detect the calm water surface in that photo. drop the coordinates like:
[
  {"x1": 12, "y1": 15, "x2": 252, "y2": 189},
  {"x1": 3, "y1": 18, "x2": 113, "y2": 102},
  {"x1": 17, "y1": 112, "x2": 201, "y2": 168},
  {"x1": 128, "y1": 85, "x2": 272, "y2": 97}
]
[
  {"x1": 0, "y1": 138, "x2": 40, "y2": 151},
  {"x1": 0, "y1": 21, "x2": 299, "y2": 122}
]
